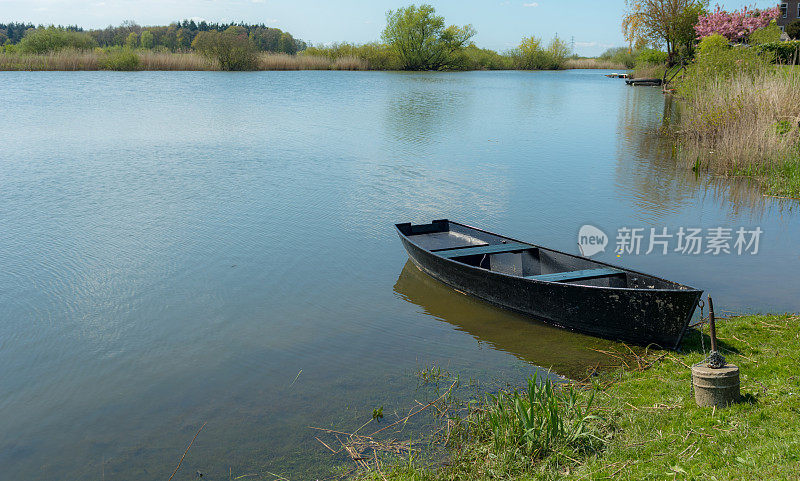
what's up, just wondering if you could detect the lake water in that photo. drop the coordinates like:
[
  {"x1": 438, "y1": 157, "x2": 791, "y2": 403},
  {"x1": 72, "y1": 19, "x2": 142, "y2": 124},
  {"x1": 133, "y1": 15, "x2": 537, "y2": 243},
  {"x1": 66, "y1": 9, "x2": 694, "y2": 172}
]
[{"x1": 1, "y1": 70, "x2": 798, "y2": 480}]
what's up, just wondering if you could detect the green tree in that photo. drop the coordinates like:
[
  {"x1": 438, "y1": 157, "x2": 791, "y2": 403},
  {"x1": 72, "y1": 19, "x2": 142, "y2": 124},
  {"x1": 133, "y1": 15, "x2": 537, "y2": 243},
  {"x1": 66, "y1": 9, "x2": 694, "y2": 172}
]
[
  {"x1": 785, "y1": 20, "x2": 800, "y2": 41},
  {"x1": 381, "y1": 4, "x2": 476, "y2": 70},
  {"x1": 623, "y1": 0, "x2": 708, "y2": 64},
  {"x1": 17, "y1": 26, "x2": 96, "y2": 53},
  {"x1": 139, "y1": 30, "x2": 154, "y2": 49},
  {"x1": 192, "y1": 26, "x2": 257, "y2": 70},
  {"x1": 515, "y1": 36, "x2": 545, "y2": 69},
  {"x1": 546, "y1": 36, "x2": 571, "y2": 67},
  {"x1": 249, "y1": 26, "x2": 281, "y2": 51},
  {"x1": 749, "y1": 21, "x2": 782, "y2": 45},
  {"x1": 176, "y1": 28, "x2": 192, "y2": 50},
  {"x1": 673, "y1": 2, "x2": 708, "y2": 58},
  {"x1": 124, "y1": 31, "x2": 138, "y2": 49},
  {"x1": 513, "y1": 35, "x2": 571, "y2": 70},
  {"x1": 277, "y1": 32, "x2": 297, "y2": 54}
]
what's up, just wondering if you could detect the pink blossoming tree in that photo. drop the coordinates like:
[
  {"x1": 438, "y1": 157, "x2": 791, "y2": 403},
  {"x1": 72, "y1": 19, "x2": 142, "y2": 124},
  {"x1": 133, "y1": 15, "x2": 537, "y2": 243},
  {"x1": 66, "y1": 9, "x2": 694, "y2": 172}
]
[{"x1": 695, "y1": 5, "x2": 780, "y2": 42}]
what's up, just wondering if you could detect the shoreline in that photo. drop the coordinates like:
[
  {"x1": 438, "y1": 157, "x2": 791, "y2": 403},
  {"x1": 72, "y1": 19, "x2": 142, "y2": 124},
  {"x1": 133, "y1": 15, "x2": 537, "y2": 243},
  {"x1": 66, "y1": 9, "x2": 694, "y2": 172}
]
[
  {"x1": 345, "y1": 313, "x2": 800, "y2": 480},
  {"x1": 0, "y1": 51, "x2": 626, "y2": 72}
]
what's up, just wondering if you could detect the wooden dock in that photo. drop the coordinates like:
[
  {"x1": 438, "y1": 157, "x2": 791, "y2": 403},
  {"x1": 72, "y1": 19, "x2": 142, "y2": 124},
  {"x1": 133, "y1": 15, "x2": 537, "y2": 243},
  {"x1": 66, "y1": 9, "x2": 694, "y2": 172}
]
[{"x1": 625, "y1": 78, "x2": 663, "y2": 87}]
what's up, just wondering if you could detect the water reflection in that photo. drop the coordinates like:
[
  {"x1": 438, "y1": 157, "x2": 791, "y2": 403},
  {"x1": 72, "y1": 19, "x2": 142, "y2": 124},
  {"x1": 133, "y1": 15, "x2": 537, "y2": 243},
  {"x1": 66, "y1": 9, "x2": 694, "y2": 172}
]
[
  {"x1": 393, "y1": 261, "x2": 623, "y2": 380},
  {"x1": 383, "y1": 73, "x2": 470, "y2": 146}
]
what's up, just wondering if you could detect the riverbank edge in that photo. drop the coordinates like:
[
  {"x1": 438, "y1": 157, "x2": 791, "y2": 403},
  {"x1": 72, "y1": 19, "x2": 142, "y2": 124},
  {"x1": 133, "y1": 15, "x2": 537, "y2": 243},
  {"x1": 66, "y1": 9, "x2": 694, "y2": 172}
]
[
  {"x1": 353, "y1": 313, "x2": 800, "y2": 480},
  {"x1": 668, "y1": 63, "x2": 800, "y2": 200},
  {"x1": 0, "y1": 51, "x2": 625, "y2": 71}
]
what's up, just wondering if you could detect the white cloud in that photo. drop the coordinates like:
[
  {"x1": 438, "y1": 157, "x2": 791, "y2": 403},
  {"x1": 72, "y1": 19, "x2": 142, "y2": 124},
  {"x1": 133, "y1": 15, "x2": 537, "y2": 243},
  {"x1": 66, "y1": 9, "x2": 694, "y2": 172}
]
[{"x1": 523, "y1": 2, "x2": 539, "y2": 7}]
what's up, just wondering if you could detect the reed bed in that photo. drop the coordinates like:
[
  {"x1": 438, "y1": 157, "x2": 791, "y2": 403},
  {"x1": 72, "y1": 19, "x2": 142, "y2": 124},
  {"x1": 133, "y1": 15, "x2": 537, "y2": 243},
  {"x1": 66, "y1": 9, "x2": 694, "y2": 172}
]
[
  {"x1": 258, "y1": 53, "x2": 327, "y2": 70},
  {"x1": 1, "y1": 51, "x2": 626, "y2": 72},
  {"x1": 0, "y1": 50, "x2": 370, "y2": 71},
  {"x1": 0, "y1": 50, "x2": 100, "y2": 70},
  {"x1": 256, "y1": 53, "x2": 368, "y2": 70},
  {"x1": 137, "y1": 51, "x2": 215, "y2": 71},
  {"x1": 564, "y1": 58, "x2": 626, "y2": 70},
  {"x1": 678, "y1": 68, "x2": 800, "y2": 173}
]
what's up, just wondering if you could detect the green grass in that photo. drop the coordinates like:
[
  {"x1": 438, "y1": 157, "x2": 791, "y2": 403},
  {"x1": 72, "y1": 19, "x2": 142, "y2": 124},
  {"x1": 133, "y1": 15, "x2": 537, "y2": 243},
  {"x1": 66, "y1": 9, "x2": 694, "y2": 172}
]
[
  {"x1": 762, "y1": 155, "x2": 800, "y2": 199},
  {"x1": 354, "y1": 314, "x2": 800, "y2": 480}
]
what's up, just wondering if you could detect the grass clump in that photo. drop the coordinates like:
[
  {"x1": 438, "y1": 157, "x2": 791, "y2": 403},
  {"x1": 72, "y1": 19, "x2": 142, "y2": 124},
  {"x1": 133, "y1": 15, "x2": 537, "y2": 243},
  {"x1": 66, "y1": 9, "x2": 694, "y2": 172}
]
[
  {"x1": 100, "y1": 48, "x2": 141, "y2": 71},
  {"x1": 472, "y1": 375, "x2": 605, "y2": 468}
]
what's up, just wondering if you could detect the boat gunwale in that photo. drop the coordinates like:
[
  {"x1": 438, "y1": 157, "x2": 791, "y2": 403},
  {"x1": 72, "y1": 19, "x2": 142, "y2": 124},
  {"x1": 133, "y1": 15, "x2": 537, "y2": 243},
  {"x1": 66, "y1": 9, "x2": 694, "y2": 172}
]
[{"x1": 396, "y1": 220, "x2": 703, "y2": 295}]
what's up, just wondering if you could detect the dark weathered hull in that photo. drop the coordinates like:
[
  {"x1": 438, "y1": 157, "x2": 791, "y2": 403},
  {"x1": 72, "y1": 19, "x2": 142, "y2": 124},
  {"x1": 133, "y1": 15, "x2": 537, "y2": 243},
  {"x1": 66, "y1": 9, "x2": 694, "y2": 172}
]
[{"x1": 396, "y1": 222, "x2": 701, "y2": 349}]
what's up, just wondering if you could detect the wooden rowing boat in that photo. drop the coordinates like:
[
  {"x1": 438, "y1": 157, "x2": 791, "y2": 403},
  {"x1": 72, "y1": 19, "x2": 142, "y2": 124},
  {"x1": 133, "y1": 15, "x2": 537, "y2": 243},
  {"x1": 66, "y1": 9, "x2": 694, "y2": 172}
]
[{"x1": 396, "y1": 220, "x2": 702, "y2": 349}]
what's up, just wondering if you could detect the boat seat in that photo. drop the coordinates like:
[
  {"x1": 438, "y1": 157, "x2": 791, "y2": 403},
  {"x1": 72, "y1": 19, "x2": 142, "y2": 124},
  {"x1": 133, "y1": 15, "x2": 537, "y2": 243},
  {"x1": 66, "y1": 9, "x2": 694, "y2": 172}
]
[
  {"x1": 434, "y1": 243, "x2": 532, "y2": 259},
  {"x1": 527, "y1": 268, "x2": 624, "y2": 283}
]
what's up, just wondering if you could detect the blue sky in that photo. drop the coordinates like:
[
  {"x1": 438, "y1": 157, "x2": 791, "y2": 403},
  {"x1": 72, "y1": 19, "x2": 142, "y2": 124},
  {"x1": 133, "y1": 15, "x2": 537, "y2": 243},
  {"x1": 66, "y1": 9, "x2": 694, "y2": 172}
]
[{"x1": 0, "y1": 0, "x2": 775, "y2": 56}]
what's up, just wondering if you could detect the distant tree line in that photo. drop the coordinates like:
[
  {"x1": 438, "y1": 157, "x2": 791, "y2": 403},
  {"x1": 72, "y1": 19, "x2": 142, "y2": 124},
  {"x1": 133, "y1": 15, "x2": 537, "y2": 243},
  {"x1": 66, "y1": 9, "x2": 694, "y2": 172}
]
[
  {"x1": 0, "y1": 20, "x2": 306, "y2": 54},
  {"x1": 305, "y1": 4, "x2": 574, "y2": 71},
  {"x1": 0, "y1": 22, "x2": 36, "y2": 44},
  {"x1": 1, "y1": 4, "x2": 581, "y2": 71}
]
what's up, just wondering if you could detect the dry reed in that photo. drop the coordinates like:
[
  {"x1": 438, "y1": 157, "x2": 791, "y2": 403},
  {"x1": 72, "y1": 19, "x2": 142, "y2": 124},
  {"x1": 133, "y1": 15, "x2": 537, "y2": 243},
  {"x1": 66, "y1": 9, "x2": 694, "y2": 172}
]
[
  {"x1": 257, "y1": 53, "x2": 368, "y2": 70},
  {"x1": 0, "y1": 50, "x2": 99, "y2": 70},
  {"x1": 137, "y1": 51, "x2": 215, "y2": 70},
  {"x1": 565, "y1": 58, "x2": 627, "y2": 70},
  {"x1": 0, "y1": 50, "x2": 368, "y2": 71},
  {"x1": 678, "y1": 68, "x2": 800, "y2": 171}
]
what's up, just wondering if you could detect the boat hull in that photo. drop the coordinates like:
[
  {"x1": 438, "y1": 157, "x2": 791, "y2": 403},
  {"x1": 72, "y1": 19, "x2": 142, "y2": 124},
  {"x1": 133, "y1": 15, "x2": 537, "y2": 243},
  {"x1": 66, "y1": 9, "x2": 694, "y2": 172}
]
[{"x1": 398, "y1": 229, "x2": 701, "y2": 349}]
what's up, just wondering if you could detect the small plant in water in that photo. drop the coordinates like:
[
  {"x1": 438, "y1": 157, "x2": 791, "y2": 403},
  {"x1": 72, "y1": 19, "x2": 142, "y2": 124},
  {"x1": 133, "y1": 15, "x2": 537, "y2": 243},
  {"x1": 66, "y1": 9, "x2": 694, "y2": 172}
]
[
  {"x1": 372, "y1": 406, "x2": 384, "y2": 423},
  {"x1": 415, "y1": 362, "x2": 450, "y2": 386}
]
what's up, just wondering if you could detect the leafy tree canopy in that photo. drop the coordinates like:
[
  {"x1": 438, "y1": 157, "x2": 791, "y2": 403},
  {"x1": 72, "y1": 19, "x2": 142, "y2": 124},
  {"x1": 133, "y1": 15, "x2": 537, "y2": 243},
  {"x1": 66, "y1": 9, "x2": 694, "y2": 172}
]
[
  {"x1": 192, "y1": 27, "x2": 258, "y2": 70},
  {"x1": 623, "y1": 0, "x2": 709, "y2": 63},
  {"x1": 787, "y1": 20, "x2": 800, "y2": 40},
  {"x1": 381, "y1": 4, "x2": 476, "y2": 70}
]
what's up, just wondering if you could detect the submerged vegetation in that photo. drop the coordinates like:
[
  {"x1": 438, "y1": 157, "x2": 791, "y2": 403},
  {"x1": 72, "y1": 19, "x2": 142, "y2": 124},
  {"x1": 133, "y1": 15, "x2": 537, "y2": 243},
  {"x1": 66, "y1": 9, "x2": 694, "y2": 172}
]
[{"x1": 340, "y1": 314, "x2": 800, "y2": 480}]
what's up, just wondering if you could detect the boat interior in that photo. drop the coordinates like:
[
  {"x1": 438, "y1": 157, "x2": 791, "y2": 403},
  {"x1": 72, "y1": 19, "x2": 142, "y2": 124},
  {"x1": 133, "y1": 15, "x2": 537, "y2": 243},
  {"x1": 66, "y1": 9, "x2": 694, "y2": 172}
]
[{"x1": 397, "y1": 220, "x2": 681, "y2": 290}]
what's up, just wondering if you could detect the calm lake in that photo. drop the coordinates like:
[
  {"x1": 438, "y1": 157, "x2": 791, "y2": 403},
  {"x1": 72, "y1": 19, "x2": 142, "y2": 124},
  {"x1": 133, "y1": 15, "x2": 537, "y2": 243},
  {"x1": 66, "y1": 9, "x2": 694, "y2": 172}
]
[{"x1": 1, "y1": 70, "x2": 799, "y2": 480}]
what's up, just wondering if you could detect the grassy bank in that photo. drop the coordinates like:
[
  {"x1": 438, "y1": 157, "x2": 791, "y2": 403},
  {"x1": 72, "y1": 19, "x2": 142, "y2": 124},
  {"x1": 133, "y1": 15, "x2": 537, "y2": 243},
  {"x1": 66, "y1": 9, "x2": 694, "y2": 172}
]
[
  {"x1": 675, "y1": 67, "x2": 800, "y2": 198},
  {"x1": 343, "y1": 313, "x2": 800, "y2": 480},
  {"x1": 671, "y1": 35, "x2": 800, "y2": 199}
]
